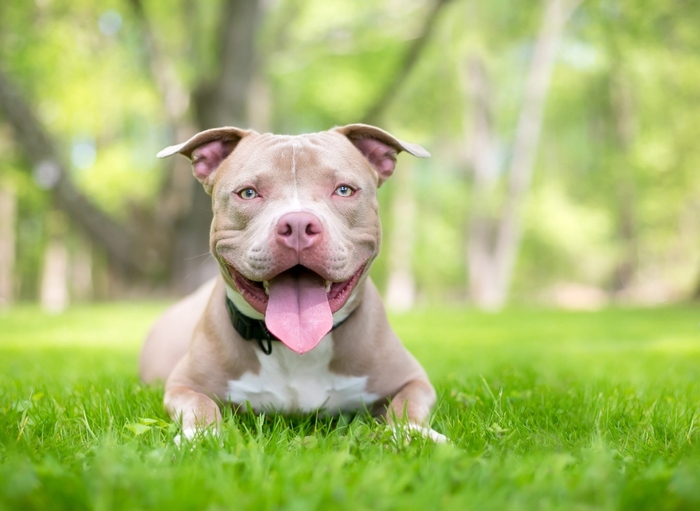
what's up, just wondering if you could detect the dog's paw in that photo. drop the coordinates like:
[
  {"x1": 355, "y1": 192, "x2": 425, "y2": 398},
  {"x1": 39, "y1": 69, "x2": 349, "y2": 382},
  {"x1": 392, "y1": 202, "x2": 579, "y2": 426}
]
[
  {"x1": 173, "y1": 427, "x2": 221, "y2": 447},
  {"x1": 392, "y1": 423, "x2": 448, "y2": 444},
  {"x1": 173, "y1": 427, "x2": 197, "y2": 446},
  {"x1": 420, "y1": 426, "x2": 448, "y2": 444}
]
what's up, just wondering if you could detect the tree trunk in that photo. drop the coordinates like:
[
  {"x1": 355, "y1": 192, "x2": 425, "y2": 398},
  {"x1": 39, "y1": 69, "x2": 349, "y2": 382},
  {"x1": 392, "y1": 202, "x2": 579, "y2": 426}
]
[
  {"x1": 0, "y1": 185, "x2": 16, "y2": 307},
  {"x1": 464, "y1": 55, "x2": 500, "y2": 306},
  {"x1": 465, "y1": 0, "x2": 581, "y2": 310},
  {"x1": 40, "y1": 211, "x2": 69, "y2": 313},
  {"x1": 169, "y1": 0, "x2": 263, "y2": 294},
  {"x1": 70, "y1": 237, "x2": 93, "y2": 302},
  {"x1": 129, "y1": 0, "x2": 264, "y2": 293},
  {"x1": 385, "y1": 162, "x2": 417, "y2": 312},
  {"x1": 248, "y1": 69, "x2": 273, "y2": 133},
  {"x1": 608, "y1": 64, "x2": 639, "y2": 296},
  {"x1": 693, "y1": 269, "x2": 700, "y2": 300}
]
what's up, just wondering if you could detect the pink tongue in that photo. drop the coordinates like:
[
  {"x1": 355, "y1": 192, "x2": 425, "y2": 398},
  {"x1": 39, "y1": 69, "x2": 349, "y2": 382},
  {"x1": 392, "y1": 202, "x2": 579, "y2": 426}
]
[{"x1": 265, "y1": 271, "x2": 333, "y2": 354}]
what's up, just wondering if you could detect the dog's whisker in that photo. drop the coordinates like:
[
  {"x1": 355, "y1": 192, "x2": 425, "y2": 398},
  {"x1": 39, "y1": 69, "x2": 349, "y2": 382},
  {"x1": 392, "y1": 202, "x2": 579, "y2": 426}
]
[
  {"x1": 185, "y1": 251, "x2": 213, "y2": 261},
  {"x1": 195, "y1": 254, "x2": 214, "y2": 269},
  {"x1": 180, "y1": 254, "x2": 216, "y2": 284}
]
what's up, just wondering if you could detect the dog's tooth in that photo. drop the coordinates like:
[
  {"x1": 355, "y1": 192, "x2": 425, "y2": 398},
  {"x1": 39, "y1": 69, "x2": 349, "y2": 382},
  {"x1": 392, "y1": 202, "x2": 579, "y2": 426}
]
[
  {"x1": 263, "y1": 280, "x2": 270, "y2": 295},
  {"x1": 325, "y1": 281, "x2": 332, "y2": 293}
]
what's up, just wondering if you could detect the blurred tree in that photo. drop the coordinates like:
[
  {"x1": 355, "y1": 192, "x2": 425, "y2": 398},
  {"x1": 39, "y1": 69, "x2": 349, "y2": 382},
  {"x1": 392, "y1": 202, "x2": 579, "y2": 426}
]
[
  {"x1": 0, "y1": 67, "x2": 161, "y2": 278},
  {"x1": 133, "y1": 0, "x2": 263, "y2": 292},
  {"x1": 363, "y1": 0, "x2": 454, "y2": 310},
  {"x1": 0, "y1": 0, "x2": 453, "y2": 297},
  {"x1": 385, "y1": 161, "x2": 418, "y2": 311},
  {"x1": 1, "y1": 0, "x2": 699, "y2": 306},
  {"x1": 465, "y1": 0, "x2": 582, "y2": 309},
  {"x1": 0, "y1": 184, "x2": 16, "y2": 307},
  {"x1": 361, "y1": 0, "x2": 454, "y2": 125},
  {"x1": 0, "y1": 0, "x2": 263, "y2": 293},
  {"x1": 40, "y1": 210, "x2": 69, "y2": 313}
]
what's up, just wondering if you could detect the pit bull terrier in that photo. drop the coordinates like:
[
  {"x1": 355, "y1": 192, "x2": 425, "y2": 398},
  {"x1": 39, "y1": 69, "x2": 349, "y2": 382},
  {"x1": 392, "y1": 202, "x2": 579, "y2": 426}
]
[{"x1": 139, "y1": 124, "x2": 445, "y2": 443}]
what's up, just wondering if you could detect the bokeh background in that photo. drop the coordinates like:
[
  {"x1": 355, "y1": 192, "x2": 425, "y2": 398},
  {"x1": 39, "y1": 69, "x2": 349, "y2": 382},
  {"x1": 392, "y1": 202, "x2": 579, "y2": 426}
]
[{"x1": 1, "y1": 0, "x2": 699, "y2": 313}]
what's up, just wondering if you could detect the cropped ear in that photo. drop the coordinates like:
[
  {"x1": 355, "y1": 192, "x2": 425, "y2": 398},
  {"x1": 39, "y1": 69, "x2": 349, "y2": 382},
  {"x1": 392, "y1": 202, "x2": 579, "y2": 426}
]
[
  {"x1": 334, "y1": 123, "x2": 430, "y2": 186},
  {"x1": 157, "y1": 127, "x2": 257, "y2": 194}
]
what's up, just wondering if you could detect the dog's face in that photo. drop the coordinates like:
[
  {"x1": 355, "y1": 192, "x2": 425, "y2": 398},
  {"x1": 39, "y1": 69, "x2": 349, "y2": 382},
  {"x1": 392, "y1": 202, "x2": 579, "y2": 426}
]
[
  {"x1": 211, "y1": 131, "x2": 381, "y2": 313},
  {"x1": 158, "y1": 124, "x2": 429, "y2": 353}
]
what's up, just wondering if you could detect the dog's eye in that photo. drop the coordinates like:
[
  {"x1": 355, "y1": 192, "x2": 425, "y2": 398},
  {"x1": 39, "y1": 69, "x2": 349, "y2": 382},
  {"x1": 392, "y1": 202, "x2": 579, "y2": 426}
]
[
  {"x1": 334, "y1": 185, "x2": 355, "y2": 197},
  {"x1": 238, "y1": 188, "x2": 258, "y2": 200}
]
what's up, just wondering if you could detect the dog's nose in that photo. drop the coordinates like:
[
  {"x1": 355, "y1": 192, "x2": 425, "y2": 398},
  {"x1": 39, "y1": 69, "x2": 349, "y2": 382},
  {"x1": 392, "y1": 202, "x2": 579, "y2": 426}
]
[{"x1": 276, "y1": 212, "x2": 323, "y2": 252}]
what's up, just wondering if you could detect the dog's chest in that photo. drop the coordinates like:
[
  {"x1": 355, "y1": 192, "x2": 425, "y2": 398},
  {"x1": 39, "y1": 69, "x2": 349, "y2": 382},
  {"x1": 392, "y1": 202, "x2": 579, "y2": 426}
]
[{"x1": 226, "y1": 335, "x2": 379, "y2": 413}]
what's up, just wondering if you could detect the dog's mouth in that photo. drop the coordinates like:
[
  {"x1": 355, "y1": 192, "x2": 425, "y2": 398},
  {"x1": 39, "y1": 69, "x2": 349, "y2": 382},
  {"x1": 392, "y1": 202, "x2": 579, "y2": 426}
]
[{"x1": 225, "y1": 263, "x2": 365, "y2": 354}]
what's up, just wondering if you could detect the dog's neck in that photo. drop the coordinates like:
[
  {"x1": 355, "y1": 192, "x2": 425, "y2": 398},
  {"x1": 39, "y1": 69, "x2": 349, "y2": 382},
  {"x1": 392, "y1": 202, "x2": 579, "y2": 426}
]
[{"x1": 225, "y1": 284, "x2": 265, "y2": 320}]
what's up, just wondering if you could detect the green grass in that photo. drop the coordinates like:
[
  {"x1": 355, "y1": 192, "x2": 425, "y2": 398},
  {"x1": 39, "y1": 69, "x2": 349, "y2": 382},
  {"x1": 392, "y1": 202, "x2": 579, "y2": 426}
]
[{"x1": 1, "y1": 303, "x2": 700, "y2": 510}]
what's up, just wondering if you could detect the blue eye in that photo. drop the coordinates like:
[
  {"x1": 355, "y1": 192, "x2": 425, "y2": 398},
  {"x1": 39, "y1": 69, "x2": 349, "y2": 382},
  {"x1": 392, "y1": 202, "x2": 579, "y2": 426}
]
[
  {"x1": 238, "y1": 188, "x2": 258, "y2": 199},
  {"x1": 334, "y1": 185, "x2": 355, "y2": 197}
]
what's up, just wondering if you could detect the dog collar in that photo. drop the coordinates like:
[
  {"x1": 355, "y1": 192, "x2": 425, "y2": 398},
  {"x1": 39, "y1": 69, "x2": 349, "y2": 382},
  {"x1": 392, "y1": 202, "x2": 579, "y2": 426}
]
[{"x1": 225, "y1": 296, "x2": 355, "y2": 355}]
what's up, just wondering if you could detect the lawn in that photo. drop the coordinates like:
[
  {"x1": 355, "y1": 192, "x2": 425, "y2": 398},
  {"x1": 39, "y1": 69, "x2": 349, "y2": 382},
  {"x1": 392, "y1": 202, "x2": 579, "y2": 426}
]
[{"x1": 1, "y1": 303, "x2": 700, "y2": 510}]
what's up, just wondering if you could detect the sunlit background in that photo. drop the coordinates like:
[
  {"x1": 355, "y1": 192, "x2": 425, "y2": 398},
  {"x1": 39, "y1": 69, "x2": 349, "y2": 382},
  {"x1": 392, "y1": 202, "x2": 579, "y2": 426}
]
[{"x1": 1, "y1": 0, "x2": 699, "y2": 312}]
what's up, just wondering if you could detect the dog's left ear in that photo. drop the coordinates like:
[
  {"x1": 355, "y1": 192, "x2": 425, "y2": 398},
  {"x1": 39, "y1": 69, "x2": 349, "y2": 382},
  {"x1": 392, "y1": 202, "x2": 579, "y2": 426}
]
[
  {"x1": 334, "y1": 124, "x2": 430, "y2": 186},
  {"x1": 157, "y1": 127, "x2": 257, "y2": 194}
]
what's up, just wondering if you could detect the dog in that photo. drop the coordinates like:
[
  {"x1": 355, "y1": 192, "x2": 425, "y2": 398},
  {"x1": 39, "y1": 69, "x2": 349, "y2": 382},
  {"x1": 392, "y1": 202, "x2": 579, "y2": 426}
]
[{"x1": 139, "y1": 124, "x2": 445, "y2": 443}]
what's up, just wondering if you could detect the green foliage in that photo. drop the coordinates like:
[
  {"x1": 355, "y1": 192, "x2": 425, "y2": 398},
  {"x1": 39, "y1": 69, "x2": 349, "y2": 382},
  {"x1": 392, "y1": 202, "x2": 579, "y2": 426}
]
[
  {"x1": 2, "y1": 303, "x2": 700, "y2": 509},
  {"x1": 0, "y1": 0, "x2": 165, "y2": 217},
  {"x1": 1, "y1": 0, "x2": 700, "y2": 301}
]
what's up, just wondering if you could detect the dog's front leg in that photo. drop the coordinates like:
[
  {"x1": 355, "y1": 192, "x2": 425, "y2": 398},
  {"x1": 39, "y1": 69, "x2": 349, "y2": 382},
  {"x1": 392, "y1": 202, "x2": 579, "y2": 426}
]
[
  {"x1": 386, "y1": 379, "x2": 447, "y2": 443},
  {"x1": 165, "y1": 385, "x2": 222, "y2": 441}
]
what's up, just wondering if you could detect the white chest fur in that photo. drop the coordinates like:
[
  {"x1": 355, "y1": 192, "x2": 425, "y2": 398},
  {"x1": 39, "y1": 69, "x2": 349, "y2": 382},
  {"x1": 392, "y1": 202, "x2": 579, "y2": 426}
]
[{"x1": 227, "y1": 335, "x2": 379, "y2": 414}]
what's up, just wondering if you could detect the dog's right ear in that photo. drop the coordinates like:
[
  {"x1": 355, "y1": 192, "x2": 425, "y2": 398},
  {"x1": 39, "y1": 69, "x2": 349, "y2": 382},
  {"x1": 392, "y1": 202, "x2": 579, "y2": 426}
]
[
  {"x1": 333, "y1": 124, "x2": 430, "y2": 187},
  {"x1": 157, "y1": 127, "x2": 257, "y2": 194}
]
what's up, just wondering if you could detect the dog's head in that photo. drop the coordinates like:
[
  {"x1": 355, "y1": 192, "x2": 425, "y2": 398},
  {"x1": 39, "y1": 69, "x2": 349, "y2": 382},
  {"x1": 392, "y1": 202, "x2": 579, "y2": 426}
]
[{"x1": 158, "y1": 124, "x2": 429, "y2": 353}]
